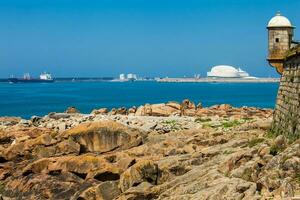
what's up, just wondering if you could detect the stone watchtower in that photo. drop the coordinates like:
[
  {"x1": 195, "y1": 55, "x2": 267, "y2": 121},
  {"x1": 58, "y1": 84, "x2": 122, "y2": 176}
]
[
  {"x1": 267, "y1": 12, "x2": 300, "y2": 141},
  {"x1": 267, "y1": 12, "x2": 294, "y2": 74}
]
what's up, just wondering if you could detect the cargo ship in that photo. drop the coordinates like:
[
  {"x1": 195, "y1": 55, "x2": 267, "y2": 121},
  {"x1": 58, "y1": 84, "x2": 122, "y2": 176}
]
[{"x1": 8, "y1": 72, "x2": 54, "y2": 83}]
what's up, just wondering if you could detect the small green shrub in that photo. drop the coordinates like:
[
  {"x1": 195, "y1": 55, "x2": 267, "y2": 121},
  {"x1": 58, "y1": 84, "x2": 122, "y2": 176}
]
[
  {"x1": 241, "y1": 168, "x2": 253, "y2": 181},
  {"x1": 242, "y1": 117, "x2": 254, "y2": 121},
  {"x1": 162, "y1": 120, "x2": 182, "y2": 130},
  {"x1": 266, "y1": 127, "x2": 299, "y2": 145},
  {"x1": 248, "y1": 138, "x2": 265, "y2": 148},
  {"x1": 0, "y1": 182, "x2": 5, "y2": 194},
  {"x1": 224, "y1": 171, "x2": 230, "y2": 177},
  {"x1": 295, "y1": 172, "x2": 300, "y2": 184},
  {"x1": 202, "y1": 123, "x2": 215, "y2": 128},
  {"x1": 287, "y1": 133, "x2": 300, "y2": 144},
  {"x1": 195, "y1": 117, "x2": 212, "y2": 123},
  {"x1": 163, "y1": 119, "x2": 177, "y2": 124},
  {"x1": 222, "y1": 120, "x2": 241, "y2": 128},
  {"x1": 223, "y1": 150, "x2": 234, "y2": 155},
  {"x1": 270, "y1": 145, "x2": 281, "y2": 156},
  {"x1": 266, "y1": 129, "x2": 277, "y2": 139}
]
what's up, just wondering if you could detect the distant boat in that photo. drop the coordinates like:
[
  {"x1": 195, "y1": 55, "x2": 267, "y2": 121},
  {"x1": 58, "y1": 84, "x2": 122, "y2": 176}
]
[{"x1": 8, "y1": 72, "x2": 54, "y2": 83}]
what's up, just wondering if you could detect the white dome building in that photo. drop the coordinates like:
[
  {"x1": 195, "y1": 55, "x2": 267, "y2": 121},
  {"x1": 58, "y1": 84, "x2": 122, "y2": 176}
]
[
  {"x1": 267, "y1": 12, "x2": 293, "y2": 28},
  {"x1": 207, "y1": 65, "x2": 250, "y2": 78}
]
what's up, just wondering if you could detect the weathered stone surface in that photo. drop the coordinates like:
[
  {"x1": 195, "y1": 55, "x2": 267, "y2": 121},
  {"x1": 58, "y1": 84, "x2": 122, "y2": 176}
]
[
  {"x1": 273, "y1": 135, "x2": 287, "y2": 150},
  {"x1": 135, "y1": 103, "x2": 180, "y2": 117},
  {"x1": 134, "y1": 106, "x2": 145, "y2": 116},
  {"x1": 72, "y1": 181, "x2": 120, "y2": 200},
  {"x1": 128, "y1": 106, "x2": 137, "y2": 114},
  {"x1": 1, "y1": 102, "x2": 297, "y2": 200},
  {"x1": 22, "y1": 155, "x2": 113, "y2": 176},
  {"x1": 65, "y1": 106, "x2": 80, "y2": 114},
  {"x1": 48, "y1": 112, "x2": 71, "y2": 120},
  {"x1": 92, "y1": 108, "x2": 109, "y2": 115},
  {"x1": 4, "y1": 173, "x2": 91, "y2": 200},
  {"x1": 116, "y1": 182, "x2": 153, "y2": 200},
  {"x1": 2, "y1": 133, "x2": 54, "y2": 160},
  {"x1": 57, "y1": 122, "x2": 66, "y2": 133},
  {"x1": 150, "y1": 104, "x2": 178, "y2": 117},
  {"x1": 62, "y1": 120, "x2": 145, "y2": 153},
  {"x1": 181, "y1": 99, "x2": 196, "y2": 110},
  {"x1": 56, "y1": 139, "x2": 81, "y2": 155},
  {"x1": 119, "y1": 160, "x2": 159, "y2": 192},
  {"x1": 166, "y1": 101, "x2": 181, "y2": 110},
  {"x1": 0, "y1": 117, "x2": 21, "y2": 126}
]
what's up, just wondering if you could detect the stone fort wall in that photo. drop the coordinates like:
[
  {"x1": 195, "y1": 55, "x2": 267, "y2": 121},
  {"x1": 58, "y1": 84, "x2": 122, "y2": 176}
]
[{"x1": 271, "y1": 45, "x2": 300, "y2": 141}]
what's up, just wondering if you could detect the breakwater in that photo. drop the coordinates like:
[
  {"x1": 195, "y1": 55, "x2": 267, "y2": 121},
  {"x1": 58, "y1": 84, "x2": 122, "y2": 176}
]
[{"x1": 157, "y1": 77, "x2": 280, "y2": 83}]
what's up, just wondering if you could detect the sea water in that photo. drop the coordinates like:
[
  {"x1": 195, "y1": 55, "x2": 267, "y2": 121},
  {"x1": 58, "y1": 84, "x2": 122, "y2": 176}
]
[{"x1": 0, "y1": 81, "x2": 279, "y2": 119}]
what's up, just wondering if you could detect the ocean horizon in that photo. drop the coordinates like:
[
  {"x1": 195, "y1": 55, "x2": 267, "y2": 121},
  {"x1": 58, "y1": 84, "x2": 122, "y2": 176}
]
[{"x1": 0, "y1": 81, "x2": 279, "y2": 119}]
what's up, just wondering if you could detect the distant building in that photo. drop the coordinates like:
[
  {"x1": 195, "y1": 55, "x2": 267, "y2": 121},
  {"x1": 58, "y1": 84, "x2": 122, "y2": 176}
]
[
  {"x1": 127, "y1": 73, "x2": 137, "y2": 81},
  {"x1": 207, "y1": 65, "x2": 252, "y2": 78},
  {"x1": 118, "y1": 73, "x2": 138, "y2": 81},
  {"x1": 194, "y1": 74, "x2": 201, "y2": 79},
  {"x1": 119, "y1": 74, "x2": 126, "y2": 80}
]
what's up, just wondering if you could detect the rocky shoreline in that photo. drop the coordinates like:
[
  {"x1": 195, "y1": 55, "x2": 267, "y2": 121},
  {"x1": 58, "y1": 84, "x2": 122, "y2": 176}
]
[{"x1": 0, "y1": 100, "x2": 299, "y2": 199}]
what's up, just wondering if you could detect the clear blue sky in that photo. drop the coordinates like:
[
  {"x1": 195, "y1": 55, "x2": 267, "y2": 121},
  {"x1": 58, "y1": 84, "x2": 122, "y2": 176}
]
[{"x1": 0, "y1": 0, "x2": 299, "y2": 78}]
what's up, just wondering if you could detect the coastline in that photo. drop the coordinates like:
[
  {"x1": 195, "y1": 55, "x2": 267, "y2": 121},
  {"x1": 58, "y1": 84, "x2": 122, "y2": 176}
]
[
  {"x1": 1, "y1": 100, "x2": 300, "y2": 199},
  {"x1": 0, "y1": 77, "x2": 280, "y2": 83}
]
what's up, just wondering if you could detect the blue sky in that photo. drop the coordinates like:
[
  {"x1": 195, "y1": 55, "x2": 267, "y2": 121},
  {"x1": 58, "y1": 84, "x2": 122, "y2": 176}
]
[{"x1": 0, "y1": 0, "x2": 299, "y2": 78}]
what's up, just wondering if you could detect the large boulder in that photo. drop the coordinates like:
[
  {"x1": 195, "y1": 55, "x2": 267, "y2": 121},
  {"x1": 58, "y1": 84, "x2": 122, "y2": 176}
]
[
  {"x1": 135, "y1": 106, "x2": 145, "y2": 116},
  {"x1": 91, "y1": 108, "x2": 109, "y2": 115},
  {"x1": 0, "y1": 127, "x2": 53, "y2": 145},
  {"x1": 150, "y1": 104, "x2": 179, "y2": 117},
  {"x1": 116, "y1": 182, "x2": 153, "y2": 200},
  {"x1": 116, "y1": 107, "x2": 127, "y2": 115},
  {"x1": 181, "y1": 99, "x2": 196, "y2": 110},
  {"x1": 22, "y1": 155, "x2": 117, "y2": 178},
  {"x1": 0, "y1": 117, "x2": 21, "y2": 126},
  {"x1": 128, "y1": 106, "x2": 137, "y2": 115},
  {"x1": 73, "y1": 181, "x2": 120, "y2": 200},
  {"x1": 48, "y1": 112, "x2": 71, "y2": 120},
  {"x1": 273, "y1": 135, "x2": 287, "y2": 150},
  {"x1": 181, "y1": 99, "x2": 196, "y2": 116},
  {"x1": 62, "y1": 120, "x2": 145, "y2": 153},
  {"x1": 119, "y1": 160, "x2": 159, "y2": 192},
  {"x1": 2, "y1": 133, "x2": 54, "y2": 160},
  {"x1": 135, "y1": 103, "x2": 179, "y2": 117},
  {"x1": 3, "y1": 173, "x2": 91, "y2": 200},
  {"x1": 144, "y1": 104, "x2": 152, "y2": 116},
  {"x1": 166, "y1": 102, "x2": 181, "y2": 110},
  {"x1": 65, "y1": 106, "x2": 80, "y2": 114},
  {"x1": 219, "y1": 104, "x2": 232, "y2": 110}
]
